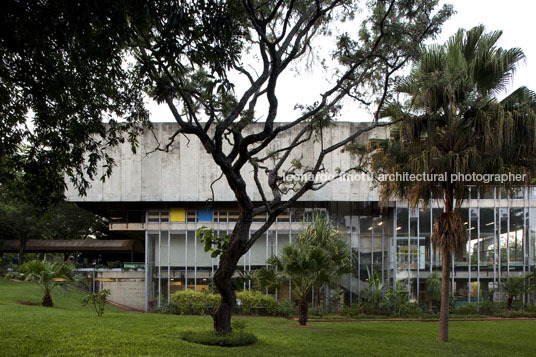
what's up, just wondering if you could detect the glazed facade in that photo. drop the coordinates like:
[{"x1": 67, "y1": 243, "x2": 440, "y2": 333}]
[{"x1": 136, "y1": 186, "x2": 536, "y2": 310}]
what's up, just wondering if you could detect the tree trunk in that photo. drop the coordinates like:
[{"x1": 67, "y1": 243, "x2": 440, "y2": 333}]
[
  {"x1": 507, "y1": 296, "x2": 513, "y2": 310},
  {"x1": 438, "y1": 248, "x2": 450, "y2": 342},
  {"x1": 429, "y1": 301, "x2": 434, "y2": 314},
  {"x1": 298, "y1": 296, "x2": 308, "y2": 326},
  {"x1": 42, "y1": 290, "x2": 53, "y2": 307},
  {"x1": 212, "y1": 219, "x2": 251, "y2": 335}
]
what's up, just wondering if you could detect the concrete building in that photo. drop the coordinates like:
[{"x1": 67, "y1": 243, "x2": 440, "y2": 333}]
[{"x1": 67, "y1": 122, "x2": 536, "y2": 310}]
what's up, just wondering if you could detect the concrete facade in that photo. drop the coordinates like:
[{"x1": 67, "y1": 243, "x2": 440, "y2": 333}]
[{"x1": 66, "y1": 122, "x2": 388, "y2": 203}]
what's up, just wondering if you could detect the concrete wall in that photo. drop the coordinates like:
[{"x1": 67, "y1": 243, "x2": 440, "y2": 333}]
[
  {"x1": 96, "y1": 270, "x2": 145, "y2": 310},
  {"x1": 66, "y1": 122, "x2": 388, "y2": 203}
]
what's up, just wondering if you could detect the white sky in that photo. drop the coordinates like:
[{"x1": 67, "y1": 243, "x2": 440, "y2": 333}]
[{"x1": 147, "y1": 0, "x2": 536, "y2": 122}]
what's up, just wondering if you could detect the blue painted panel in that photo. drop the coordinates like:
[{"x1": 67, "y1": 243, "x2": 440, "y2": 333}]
[{"x1": 198, "y1": 208, "x2": 213, "y2": 222}]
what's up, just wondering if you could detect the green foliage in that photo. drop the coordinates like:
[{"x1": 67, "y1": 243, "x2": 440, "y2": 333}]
[
  {"x1": 170, "y1": 290, "x2": 220, "y2": 315},
  {"x1": 276, "y1": 300, "x2": 297, "y2": 318},
  {"x1": 342, "y1": 303, "x2": 362, "y2": 318},
  {"x1": 500, "y1": 276, "x2": 526, "y2": 309},
  {"x1": 425, "y1": 271, "x2": 441, "y2": 303},
  {"x1": 361, "y1": 269, "x2": 385, "y2": 306},
  {"x1": 180, "y1": 329, "x2": 257, "y2": 347},
  {"x1": 477, "y1": 300, "x2": 500, "y2": 315},
  {"x1": 308, "y1": 306, "x2": 324, "y2": 318},
  {"x1": 236, "y1": 290, "x2": 278, "y2": 316},
  {"x1": 81, "y1": 289, "x2": 111, "y2": 317},
  {"x1": 197, "y1": 227, "x2": 231, "y2": 259},
  {"x1": 231, "y1": 318, "x2": 248, "y2": 332},
  {"x1": 3, "y1": 278, "x2": 536, "y2": 356},
  {"x1": 155, "y1": 301, "x2": 181, "y2": 315},
  {"x1": 256, "y1": 217, "x2": 353, "y2": 307},
  {"x1": 8, "y1": 260, "x2": 84, "y2": 307}
]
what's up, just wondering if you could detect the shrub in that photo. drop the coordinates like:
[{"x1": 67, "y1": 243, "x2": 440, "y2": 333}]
[
  {"x1": 170, "y1": 290, "x2": 219, "y2": 315},
  {"x1": 451, "y1": 303, "x2": 478, "y2": 315},
  {"x1": 342, "y1": 303, "x2": 361, "y2": 318},
  {"x1": 81, "y1": 289, "x2": 111, "y2": 317},
  {"x1": 236, "y1": 290, "x2": 277, "y2": 316},
  {"x1": 276, "y1": 300, "x2": 297, "y2": 318},
  {"x1": 477, "y1": 300, "x2": 500, "y2": 315},
  {"x1": 397, "y1": 302, "x2": 422, "y2": 317},
  {"x1": 157, "y1": 301, "x2": 181, "y2": 315},
  {"x1": 308, "y1": 306, "x2": 324, "y2": 318},
  {"x1": 180, "y1": 330, "x2": 257, "y2": 347}
]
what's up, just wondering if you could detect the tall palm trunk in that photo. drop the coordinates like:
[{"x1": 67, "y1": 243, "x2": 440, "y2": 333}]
[
  {"x1": 438, "y1": 187, "x2": 453, "y2": 342},
  {"x1": 438, "y1": 248, "x2": 450, "y2": 342},
  {"x1": 298, "y1": 296, "x2": 308, "y2": 326}
]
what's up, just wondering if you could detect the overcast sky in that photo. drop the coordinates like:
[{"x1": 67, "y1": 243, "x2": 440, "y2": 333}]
[{"x1": 147, "y1": 0, "x2": 536, "y2": 122}]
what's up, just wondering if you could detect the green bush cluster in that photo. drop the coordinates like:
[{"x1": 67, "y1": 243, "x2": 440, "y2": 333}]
[
  {"x1": 235, "y1": 290, "x2": 278, "y2": 315},
  {"x1": 162, "y1": 289, "x2": 296, "y2": 317},
  {"x1": 308, "y1": 306, "x2": 324, "y2": 318},
  {"x1": 451, "y1": 300, "x2": 536, "y2": 317},
  {"x1": 345, "y1": 288, "x2": 423, "y2": 318},
  {"x1": 169, "y1": 290, "x2": 220, "y2": 315}
]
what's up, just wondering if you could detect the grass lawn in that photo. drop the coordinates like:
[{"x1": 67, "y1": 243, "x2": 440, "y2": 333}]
[{"x1": 1, "y1": 278, "x2": 535, "y2": 356}]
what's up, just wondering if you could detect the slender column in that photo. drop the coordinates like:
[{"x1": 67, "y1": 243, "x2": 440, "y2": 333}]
[
  {"x1": 381, "y1": 214, "x2": 385, "y2": 285},
  {"x1": 393, "y1": 203, "x2": 397, "y2": 290},
  {"x1": 275, "y1": 220, "x2": 278, "y2": 301},
  {"x1": 477, "y1": 189, "x2": 480, "y2": 305},
  {"x1": 168, "y1": 228, "x2": 171, "y2": 302},
  {"x1": 371, "y1": 218, "x2": 374, "y2": 276},
  {"x1": 451, "y1": 254, "x2": 455, "y2": 296},
  {"x1": 289, "y1": 210, "x2": 292, "y2": 300},
  {"x1": 523, "y1": 187, "x2": 528, "y2": 305},
  {"x1": 194, "y1": 212, "x2": 198, "y2": 292},
  {"x1": 265, "y1": 232, "x2": 269, "y2": 296},
  {"x1": 468, "y1": 187, "x2": 471, "y2": 304},
  {"x1": 248, "y1": 231, "x2": 252, "y2": 291},
  {"x1": 158, "y1": 213, "x2": 161, "y2": 308},
  {"x1": 493, "y1": 187, "x2": 497, "y2": 288},
  {"x1": 407, "y1": 203, "x2": 410, "y2": 297},
  {"x1": 144, "y1": 211, "x2": 149, "y2": 312},
  {"x1": 185, "y1": 224, "x2": 188, "y2": 289},
  {"x1": 430, "y1": 195, "x2": 433, "y2": 273},
  {"x1": 498, "y1": 190, "x2": 502, "y2": 285},
  {"x1": 507, "y1": 192, "x2": 511, "y2": 277},
  {"x1": 416, "y1": 205, "x2": 420, "y2": 301}
]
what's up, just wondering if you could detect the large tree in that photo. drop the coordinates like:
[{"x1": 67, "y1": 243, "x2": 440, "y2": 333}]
[
  {"x1": 0, "y1": 0, "x2": 452, "y2": 334},
  {"x1": 369, "y1": 26, "x2": 536, "y2": 342}
]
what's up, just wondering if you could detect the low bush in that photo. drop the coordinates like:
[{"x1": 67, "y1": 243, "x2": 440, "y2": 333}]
[
  {"x1": 342, "y1": 303, "x2": 361, "y2": 318},
  {"x1": 308, "y1": 306, "x2": 324, "y2": 318},
  {"x1": 477, "y1": 300, "x2": 500, "y2": 315},
  {"x1": 276, "y1": 300, "x2": 297, "y2": 318},
  {"x1": 156, "y1": 301, "x2": 181, "y2": 315},
  {"x1": 81, "y1": 289, "x2": 111, "y2": 317},
  {"x1": 236, "y1": 290, "x2": 278, "y2": 316},
  {"x1": 170, "y1": 290, "x2": 219, "y2": 315},
  {"x1": 180, "y1": 329, "x2": 257, "y2": 347}
]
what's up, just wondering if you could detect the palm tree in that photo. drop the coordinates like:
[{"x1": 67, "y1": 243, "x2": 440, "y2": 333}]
[
  {"x1": 500, "y1": 276, "x2": 524, "y2": 310},
  {"x1": 256, "y1": 217, "x2": 353, "y2": 325},
  {"x1": 425, "y1": 271, "x2": 441, "y2": 313},
  {"x1": 8, "y1": 260, "x2": 84, "y2": 307},
  {"x1": 369, "y1": 25, "x2": 536, "y2": 342}
]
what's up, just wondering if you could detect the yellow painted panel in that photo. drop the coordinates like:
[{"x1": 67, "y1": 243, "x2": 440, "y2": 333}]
[{"x1": 170, "y1": 208, "x2": 186, "y2": 222}]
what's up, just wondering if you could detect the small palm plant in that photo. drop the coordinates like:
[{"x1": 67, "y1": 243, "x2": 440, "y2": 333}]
[
  {"x1": 425, "y1": 271, "x2": 441, "y2": 313},
  {"x1": 500, "y1": 276, "x2": 525, "y2": 310},
  {"x1": 8, "y1": 260, "x2": 84, "y2": 307},
  {"x1": 256, "y1": 217, "x2": 353, "y2": 326}
]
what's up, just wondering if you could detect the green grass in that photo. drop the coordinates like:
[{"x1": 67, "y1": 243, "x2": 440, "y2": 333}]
[{"x1": 1, "y1": 278, "x2": 536, "y2": 356}]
